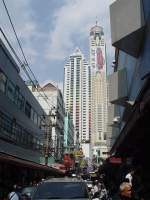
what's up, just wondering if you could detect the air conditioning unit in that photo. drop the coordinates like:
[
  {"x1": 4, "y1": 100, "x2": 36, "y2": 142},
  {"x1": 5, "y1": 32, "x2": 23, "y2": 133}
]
[{"x1": 113, "y1": 116, "x2": 120, "y2": 124}]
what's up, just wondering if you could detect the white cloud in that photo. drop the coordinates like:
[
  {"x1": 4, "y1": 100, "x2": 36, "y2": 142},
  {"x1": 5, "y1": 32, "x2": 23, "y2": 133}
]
[
  {"x1": 0, "y1": 0, "x2": 115, "y2": 82},
  {"x1": 46, "y1": 0, "x2": 115, "y2": 61},
  {"x1": 0, "y1": 0, "x2": 40, "y2": 65}
]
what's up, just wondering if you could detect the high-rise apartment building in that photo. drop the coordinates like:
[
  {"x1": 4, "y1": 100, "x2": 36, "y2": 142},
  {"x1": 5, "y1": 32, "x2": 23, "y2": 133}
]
[
  {"x1": 64, "y1": 48, "x2": 91, "y2": 157},
  {"x1": 90, "y1": 23, "x2": 108, "y2": 162}
]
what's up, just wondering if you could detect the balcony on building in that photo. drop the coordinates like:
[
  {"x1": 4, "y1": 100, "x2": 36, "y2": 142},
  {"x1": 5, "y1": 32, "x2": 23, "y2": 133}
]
[
  {"x1": 110, "y1": 0, "x2": 145, "y2": 58},
  {"x1": 107, "y1": 103, "x2": 121, "y2": 150},
  {"x1": 122, "y1": 100, "x2": 135, "y2": 122},
  {"x1": 108, "y1": 68, "x2": 128, "y2": 106}
]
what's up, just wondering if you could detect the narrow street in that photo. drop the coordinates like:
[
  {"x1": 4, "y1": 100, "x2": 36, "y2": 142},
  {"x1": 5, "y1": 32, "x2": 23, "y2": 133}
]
[{"x1": 1, "y1": 0, "x2": 150, "y2": 200}]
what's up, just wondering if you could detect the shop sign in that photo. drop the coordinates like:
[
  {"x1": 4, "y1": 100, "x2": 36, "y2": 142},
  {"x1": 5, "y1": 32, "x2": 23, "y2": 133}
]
[
  {"x1": 109, "y1": 157, "x2": 122, "y2": 164},
  {"x1": 74, "y1": 150, "x2": 83, "y2": 158}
]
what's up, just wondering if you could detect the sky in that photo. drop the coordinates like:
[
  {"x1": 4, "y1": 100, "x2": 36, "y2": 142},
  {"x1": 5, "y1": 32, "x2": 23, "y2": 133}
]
[{"x1": 0, "y1": 0, "x2": 115, "y2": 90}]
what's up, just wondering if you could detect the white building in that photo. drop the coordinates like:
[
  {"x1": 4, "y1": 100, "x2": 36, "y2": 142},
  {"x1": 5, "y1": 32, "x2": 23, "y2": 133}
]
[
  {"x1": 90, "y1": 23, "x2": 108, "y2": 162},
  {"x1": 64, "y1": 48, "x2": 91, "y2": 157},
  {"x1": 28, "y1": 82, "x2": 65, "y2": 161}
]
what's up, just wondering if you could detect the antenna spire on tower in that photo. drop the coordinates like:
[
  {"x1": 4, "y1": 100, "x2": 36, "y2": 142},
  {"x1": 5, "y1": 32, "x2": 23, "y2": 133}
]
[{"x1": 96, "y1": 16, "x2": 98, "y2": 26}]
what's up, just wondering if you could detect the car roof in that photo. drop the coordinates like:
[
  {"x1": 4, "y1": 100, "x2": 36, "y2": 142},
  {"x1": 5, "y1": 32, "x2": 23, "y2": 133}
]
[{"x1": 44, "y1": 177, "x2": 85, "y2": 183}]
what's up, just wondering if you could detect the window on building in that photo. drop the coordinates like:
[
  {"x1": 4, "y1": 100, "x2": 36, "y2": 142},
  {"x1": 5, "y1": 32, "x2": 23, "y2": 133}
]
[
  {"x1": 34, "y1": 112, "x2": 38, "y2": 125},
  {"x1": 0, "y1": 110, "x2": 41, "y2": 150},
  {"x1": 99, "y1": 132, "x2": 101, "y2": 140},
  {"x1": 0, "y1": 70, "x2": 7, "y2": 93},
  {"x1": 14, "y1": 86, "x2": 19, "y2": 104},
  {"x1": 38, "y1": 116, "x2": 41, "y2": 127},
  {"x1": 104, "y1": 132, "x2": 107, "y2": 140},
  {"x1": 14, "y1": 123, "x2": 22, "y2": 142},
  {"x1": 14, "y1": 86, "x2": 25, "y2": 110},
  {"x1": 7, "y1": 80, "x2": 15, "y2": 101},
  {"x1": 25, "y1": 101, "x2": 31, "y2": 118},
  {"x1": 0, "y1": 111, "x2": 12, "y2": 138},
  {"x1": 31, "y1": 108, "x2": 34, "y2": 121}
]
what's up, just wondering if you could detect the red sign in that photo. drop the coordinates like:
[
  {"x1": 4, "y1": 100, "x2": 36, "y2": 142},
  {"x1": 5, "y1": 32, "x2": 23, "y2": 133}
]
[
  {"x1": 96, "y1": 48, "x2": 104, "y2": 70},
  {"x1": 109, "y1": 157, "x2": 122, "y2": 164},
  {"x1": 64, "y1": 154, "x2": 72, "y2": 170}
]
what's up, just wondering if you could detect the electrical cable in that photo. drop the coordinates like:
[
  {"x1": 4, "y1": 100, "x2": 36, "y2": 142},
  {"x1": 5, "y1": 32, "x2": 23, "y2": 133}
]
[
  {"x1": 0, "y1": 28, "x2": 64, "y2": 160},
  {"x1": 1, "y1": 0, "x2": 68, "y2": 161},
  {"x1": 0, "y1": 26, "x2": 56, "y2": 109},
  {"x1": 1, "y1": 0, "x2": 57, "y2": 109}
]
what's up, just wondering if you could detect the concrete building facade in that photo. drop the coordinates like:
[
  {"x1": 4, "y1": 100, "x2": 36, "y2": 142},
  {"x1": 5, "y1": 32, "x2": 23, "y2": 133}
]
[
  {"x1": 64, "y1": 48, "x2": 91, "y2": 157},
  {"x1": 89, "y1": 23, "x2": 108, "y2": 161},
  {"x1": 0, "y1": 38, "x2": 58, "y2": 196},
  {"x1": 29, "y1": 83, "x2": 65, "y2": 162},
  {"x1": 108, "y1": 1, "x2": 150, "y2": 198}
]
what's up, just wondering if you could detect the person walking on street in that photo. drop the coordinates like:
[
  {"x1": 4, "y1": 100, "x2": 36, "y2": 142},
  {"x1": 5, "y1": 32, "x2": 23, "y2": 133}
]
[
  {"x1": 125, "y1": 170, "x2": 135, "y2": 186},
  {"x1": 119, "y1": 182, "x2": 138, "y2": 200},
  {"x1": 8, "y1": 185, "x2": 21, "y2": 200}
]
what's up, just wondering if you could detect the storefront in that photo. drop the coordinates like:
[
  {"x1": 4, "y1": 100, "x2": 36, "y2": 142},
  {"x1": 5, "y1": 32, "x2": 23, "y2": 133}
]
[
  {"x1": 0, "y1": 152, "x2": 64, "y2": 199},
  {"x1": 110, "y1": 78, "x2": 150, "y2": 199}
]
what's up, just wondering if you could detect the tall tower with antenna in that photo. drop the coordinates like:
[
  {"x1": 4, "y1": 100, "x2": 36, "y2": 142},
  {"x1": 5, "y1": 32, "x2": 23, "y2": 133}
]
[{"x1": 89, "y1": 21, "x2": 108, "y2": 163}]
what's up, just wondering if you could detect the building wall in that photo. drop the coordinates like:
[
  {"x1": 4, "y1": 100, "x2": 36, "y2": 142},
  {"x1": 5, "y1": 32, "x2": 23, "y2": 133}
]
[
  {"x1": 0, "y1": 39, "x2": 44, "y2": 163},
  {"x1": 64, "y1": 48, "x2": 91, "y2": 151},
  {"x1": 81, "y1": 143, "x2": 92, "y2": 159},
  {"x1": 29, "y1": 83, "x2": 65, "y2": 161},
  {"x1": 109, "y1": 0, "x2": 150, "y2": 151},
  {"x1": 89, "y1": 24, "x2": 108, "y2": 160}
]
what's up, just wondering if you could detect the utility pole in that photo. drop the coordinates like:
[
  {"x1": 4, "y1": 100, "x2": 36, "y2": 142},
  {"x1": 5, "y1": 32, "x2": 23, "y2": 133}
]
[
  {"x1": 49, "y1": 107, "x2": 57, "y2": 159},
  {"x1": 40, "y1": 114, "x2": 52, "y2": 165},
  {"x1": 45, "y1": 115, "x2": 52, "y2": 165},
  {"x1": 41, "y1": 106, "x2": 64, "y2": 164}
]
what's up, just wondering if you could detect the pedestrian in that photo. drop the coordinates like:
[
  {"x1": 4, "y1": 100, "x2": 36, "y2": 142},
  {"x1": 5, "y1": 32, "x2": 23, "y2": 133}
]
[
  {"x1": 32, "y1": 180, "x2": 38, "y2": 186},
  {"x1": 8, "y1": 185, "x2": 21, "y2": 200},
  {"x1": 92, "y1": 180, "x2": 99, "y2": 195},
  {"x1": 99, "y1": 184, "x2": 109, "y2": 200},
  {"x1": 125, "y1": 169, "x2": 135, "y2": 186},
  {"x1": 119, "y1": 182, "x2": 136, "y2": 200}
]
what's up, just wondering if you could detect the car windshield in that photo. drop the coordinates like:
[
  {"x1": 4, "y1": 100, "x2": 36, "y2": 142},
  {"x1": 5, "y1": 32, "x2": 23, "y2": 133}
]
[{"x1": 33, "y1": 182, "x2": 89, "y2": 199}]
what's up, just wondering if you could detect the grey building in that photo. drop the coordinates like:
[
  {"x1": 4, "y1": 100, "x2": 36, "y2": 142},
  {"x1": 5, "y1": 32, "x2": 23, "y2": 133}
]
[
  {"x1": 109, "y1": 0, "x2": 150, "y2": 198},
  {"x1": 109, "y1": 0, "x2": 147, "y2": 154},
  {"x1": 0, "y1": 37, "x2": 47, "y2": 196},
  {"x1": 0, "y1": 38, "x2": 45, "y2": 163},
  {"x1": 0, "y1": 38, "x2": 63, "y2": 197}
]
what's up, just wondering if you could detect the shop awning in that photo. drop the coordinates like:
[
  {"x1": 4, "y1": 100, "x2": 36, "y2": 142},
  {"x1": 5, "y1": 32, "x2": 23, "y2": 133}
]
[
  {"x1": 109, "y1": 156, "x2": 122, "y2": 164},
  {"x1": 0, "y1": 152, "x2": 64, "y2": 174},
  {"x1": 50, "y1": 163, "x2": 66, "y2": 173}
]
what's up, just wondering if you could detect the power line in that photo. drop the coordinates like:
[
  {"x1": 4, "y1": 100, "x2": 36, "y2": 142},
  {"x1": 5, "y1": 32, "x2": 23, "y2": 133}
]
[
  {"x1": 2, "y1": 0, "x2": 37, "y2": 82},
  {"x1": 1, "y1": 0, "x2": 67, "y2": 162},
  {"x1": 0, "y1": 27, "x2": 55, "y2": 109},
  {"x1": 1, "y1": 0, "x2": 57, "y2": 109}
]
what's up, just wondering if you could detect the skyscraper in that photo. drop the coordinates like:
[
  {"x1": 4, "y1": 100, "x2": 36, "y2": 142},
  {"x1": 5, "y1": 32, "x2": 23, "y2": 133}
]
[
  {"x1": 64, "y1": 48, "x2": 91, "y2": 157},
  {"x1": 90, "y1": 23, "x2": 108, "y2": 162}
]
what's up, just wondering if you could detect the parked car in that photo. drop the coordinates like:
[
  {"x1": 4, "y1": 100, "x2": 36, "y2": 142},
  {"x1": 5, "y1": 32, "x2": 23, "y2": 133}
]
[{"x1": 32, "y1": 178, "x2": 90, "y2": 200}]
